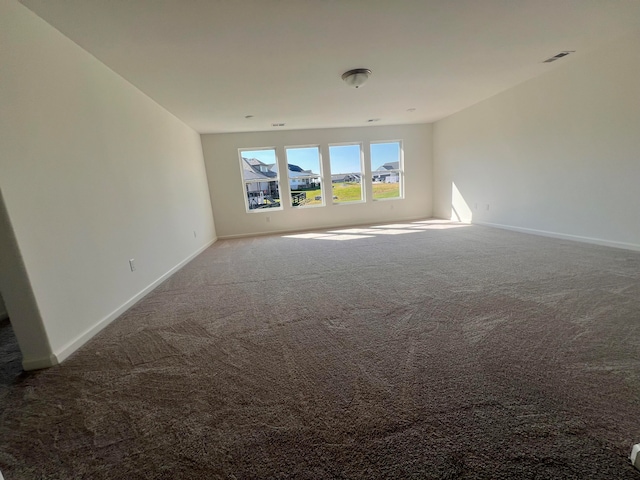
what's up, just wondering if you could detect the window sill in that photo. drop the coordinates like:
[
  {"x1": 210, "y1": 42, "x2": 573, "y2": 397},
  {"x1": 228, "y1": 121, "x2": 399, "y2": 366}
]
[
  {"x1": 247, "y1": 206, "x2": 283, "y2": 213},
  {"x1": 292, "y1": 204, "x2": 326, "y2": 209},
  {"x1": 333, "y1": 200, "x2": 366, "y2": 206},
  {"x1": 373, "y1": 197, "x2": 403, "y2": 202}
]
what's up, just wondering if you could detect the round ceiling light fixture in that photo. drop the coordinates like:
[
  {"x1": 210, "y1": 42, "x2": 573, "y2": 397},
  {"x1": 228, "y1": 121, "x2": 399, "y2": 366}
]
[{"x1": 341, "y1": 68, "x2": 372, "y2": 88}]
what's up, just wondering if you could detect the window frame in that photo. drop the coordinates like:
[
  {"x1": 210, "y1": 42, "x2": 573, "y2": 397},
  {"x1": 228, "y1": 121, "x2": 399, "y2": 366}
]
[
  {"x1": 238, "y1": 147, "x2": 283, "y2": 213},
  {"x1": 370, "y1": 140, "x2": 404, "y2": 201},
  {"x1": 285, "y1": 145, "x2": 325, "y2": 208},
  {"x1": 328, "y1": 142, "x2": 365, "y2": 205}
]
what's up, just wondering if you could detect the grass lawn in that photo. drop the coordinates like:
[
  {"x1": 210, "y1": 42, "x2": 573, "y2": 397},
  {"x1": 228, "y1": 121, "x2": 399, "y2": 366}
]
[
  {"x1": 332, "y1": 183, "x2": 363, "y2": 203},
  {"x1": 372, "y1": 182, "x2": 400, "y2": 199},
  {"x1": 291, "y1": 182, "x2": 400, "y2": 206}
]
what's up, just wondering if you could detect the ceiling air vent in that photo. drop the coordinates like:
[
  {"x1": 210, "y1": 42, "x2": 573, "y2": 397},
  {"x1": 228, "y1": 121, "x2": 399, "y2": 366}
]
[
  {"x1": 271, "y1": 123, "x2": 285, "y2": 127},
  {"x1": 543, "y1": 51, "x2": 575, "y2": 63}
]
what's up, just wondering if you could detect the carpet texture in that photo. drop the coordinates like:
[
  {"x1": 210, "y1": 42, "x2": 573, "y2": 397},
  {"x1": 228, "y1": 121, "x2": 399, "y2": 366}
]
[{"x1": 1, "y1": 220, "x2": 640, "y2": 479}]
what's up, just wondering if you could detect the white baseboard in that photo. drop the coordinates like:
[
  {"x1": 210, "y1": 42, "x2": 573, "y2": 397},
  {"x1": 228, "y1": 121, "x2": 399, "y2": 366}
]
[
  {"x1": 473, "y1": 221, "x2": 640, "y2": 252},
  {"x1": 34, "y1": 238, "x2": 217, "y2": 370},
  {"x1": 631, "y1": 444, "x2": 640, "y2": 470},
  {"x1": 22, "y1": 353, "x2": 59, "y2": 371}
]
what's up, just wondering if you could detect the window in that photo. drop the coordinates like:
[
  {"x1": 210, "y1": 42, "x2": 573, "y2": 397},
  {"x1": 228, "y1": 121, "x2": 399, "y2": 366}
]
[
  {"x1": 286, "y1": 146, "x2": 323, "y2": 208},
  {"x1": 370, "y1": 141, "x2": 402, "y2": 200},
  {"x1": 239, "y1": 148, "x2": 281, "y2": 211},
  {"x1": 239, "y1": 139, "x2": 404, "y2": 212},
  {"x1": 329, "y1": 144, "x2": 363, "y2": 203}
]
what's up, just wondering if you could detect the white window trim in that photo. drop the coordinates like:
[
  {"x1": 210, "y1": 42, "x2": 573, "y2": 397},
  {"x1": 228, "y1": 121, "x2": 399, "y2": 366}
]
[
  {"x1": 370, "y1": 140, "x2": 404, "y2": 201},
  {"x1": 328, "y1": 142, "x2": 365, "y2": 204},
  {"x1": 238, "y1": 147, "x2": 283, "y2": 213},
  {"x1": 285, "y1": 145, "x2": 325, "y2": 208}
]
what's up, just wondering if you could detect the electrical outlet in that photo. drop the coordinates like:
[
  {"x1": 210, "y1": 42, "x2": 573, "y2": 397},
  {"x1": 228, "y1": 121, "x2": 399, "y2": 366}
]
[
  {"x1": 486, "y1": 204, "x2": 490, "y2": 211},
  {"x1": 129, "y1": 259, "x2": 136, "y2": 272},
  {"x1": 266, "y1": 216, "x2": 271, "y2": 223}
]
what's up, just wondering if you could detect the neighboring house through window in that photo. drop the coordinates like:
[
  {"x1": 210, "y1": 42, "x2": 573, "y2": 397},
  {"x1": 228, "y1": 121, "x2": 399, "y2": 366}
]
[
  {"x1": 239, "y1": 148, "x2": 282, "y2": 211},
  {"x1": 286, "y1": 146, "x2": 323, "y2": 207},
  {"x1": 239, "y1": 140, "x2": 403, "y2": 212}
]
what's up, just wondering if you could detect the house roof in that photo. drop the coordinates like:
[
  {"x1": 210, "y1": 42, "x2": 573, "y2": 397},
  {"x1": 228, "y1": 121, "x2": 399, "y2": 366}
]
[
  {"x1": 242, "y1": 157, "x2": 277, "y2": 180},
  {"x1": 375, "y1": 162, "x2": 400, "y2": 171},
  {"x1": 242, "y1": 158, "x2": 316, "y2": 180},
  {"x1": 331, "y1": 173, "x2": 360, "y2": 181}
]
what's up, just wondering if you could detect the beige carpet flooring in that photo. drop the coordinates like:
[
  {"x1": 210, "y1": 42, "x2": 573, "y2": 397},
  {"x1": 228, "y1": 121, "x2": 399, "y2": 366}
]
[{"x1": 1, "y1": 220, "x2": 640, "y2": 479}]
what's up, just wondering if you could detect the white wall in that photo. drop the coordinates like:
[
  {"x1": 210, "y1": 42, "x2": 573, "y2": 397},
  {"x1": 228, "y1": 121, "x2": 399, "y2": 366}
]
[
  {"x1": 433, "y1": 33, "x2": 640, "y2": 250},
  {"x1": 0, "y1": 188, "x2": 52, "y2": 362},
  {"x1": 0, "y1": 0, "x2": 217, "y2": 369},
  {"x1": 202, "y1": 124, "x2": 432, "y2": 238}
]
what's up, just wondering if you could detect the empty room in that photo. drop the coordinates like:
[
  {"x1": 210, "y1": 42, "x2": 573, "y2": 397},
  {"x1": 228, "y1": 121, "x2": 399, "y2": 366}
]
[{"x1": 1, "y1": 0, "x2": 640, "y2": 478}]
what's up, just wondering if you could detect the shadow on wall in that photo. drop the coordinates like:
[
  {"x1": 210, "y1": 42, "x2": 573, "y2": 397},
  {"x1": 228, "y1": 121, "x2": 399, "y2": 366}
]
[
  {"x1": 0, "y1": 316, "x2": 24, "y2": 386},
  {"x1": 0, "y1": 291, "x2": 23, "y2": 384},
  {"x1": 452, "y1": 182, "x2": 473, "y2": 222},
  {"x1": 0, "y1": 293, "x2": 7, "y2": 321}
]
